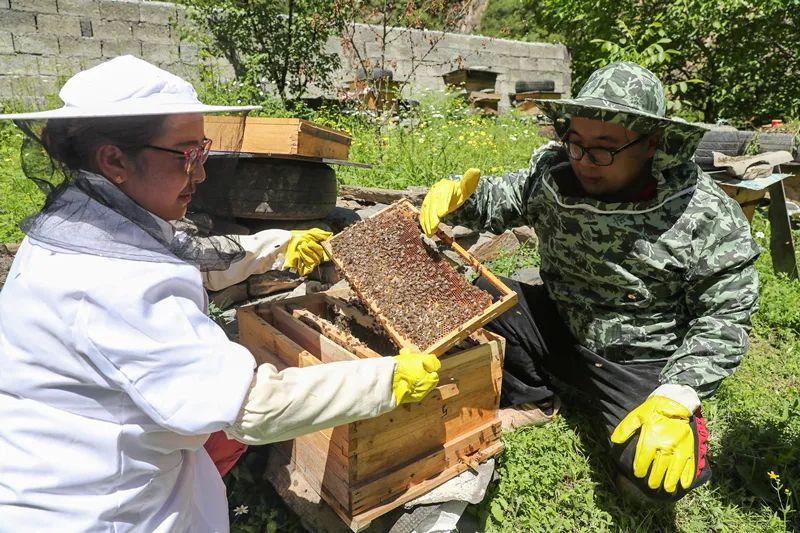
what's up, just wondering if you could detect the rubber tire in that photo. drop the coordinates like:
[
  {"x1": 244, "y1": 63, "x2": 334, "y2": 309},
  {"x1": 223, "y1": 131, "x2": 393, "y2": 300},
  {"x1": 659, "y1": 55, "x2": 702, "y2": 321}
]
[
  {"x1": 694, "y1": 129, "x2": 753, "y2": 169},
  {"x1": 515, "y1": 80, "x2": 555, "y2": 93},
  {"x1": 192, "y1": 157, "x2": 338, "y2": 220},
  {"x1": 754, "y1": 132, "x2": 796, "y2": 155}
]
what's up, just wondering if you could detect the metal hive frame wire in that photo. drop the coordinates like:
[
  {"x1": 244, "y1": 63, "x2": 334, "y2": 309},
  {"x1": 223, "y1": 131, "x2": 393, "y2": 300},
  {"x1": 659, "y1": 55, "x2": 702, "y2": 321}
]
[{"x1": 322, "y1": 199, "x2": 518, "y2": 356}]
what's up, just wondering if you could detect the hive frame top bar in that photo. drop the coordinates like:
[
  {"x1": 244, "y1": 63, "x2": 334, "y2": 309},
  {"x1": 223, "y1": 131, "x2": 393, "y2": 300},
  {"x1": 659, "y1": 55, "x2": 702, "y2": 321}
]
[{"x1": 322, "y1": 199, "x2": 518, "y2": 356}]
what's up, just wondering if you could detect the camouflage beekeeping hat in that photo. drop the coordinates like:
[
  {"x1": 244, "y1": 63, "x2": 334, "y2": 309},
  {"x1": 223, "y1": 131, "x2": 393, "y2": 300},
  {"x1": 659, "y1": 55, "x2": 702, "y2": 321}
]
[{"x1": 535, "y1": 61, "x2": 708, "y2": 165}]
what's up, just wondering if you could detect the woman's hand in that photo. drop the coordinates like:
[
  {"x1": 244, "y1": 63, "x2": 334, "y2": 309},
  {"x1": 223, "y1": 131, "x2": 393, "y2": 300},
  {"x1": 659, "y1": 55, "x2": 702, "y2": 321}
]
[
  {"x1": 392, "y1": 348, "x2": 441, "y2": 405},
  {"x1": 283, "y1": 228, "x2": 333, "y2": 276}
]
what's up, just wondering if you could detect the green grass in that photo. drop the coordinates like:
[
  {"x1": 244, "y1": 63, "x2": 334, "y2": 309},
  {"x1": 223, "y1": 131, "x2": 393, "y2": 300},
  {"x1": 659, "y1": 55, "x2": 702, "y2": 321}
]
[
  {"x1": 0, "y1": 123, "x2": 46, "y2": 242},
  {"x1": 1, "y1": 96, "x2": 799, "y2": 532}
]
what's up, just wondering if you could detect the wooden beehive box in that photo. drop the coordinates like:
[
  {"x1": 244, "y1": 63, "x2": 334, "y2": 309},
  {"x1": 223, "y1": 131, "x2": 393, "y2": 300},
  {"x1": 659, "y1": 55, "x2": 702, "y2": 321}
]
[
  {"x1": 442, "y1": 68, "x2": 498, "y2": 93},
  {"x1": 204, "y1": 116, "x2": 351, "y2": 160},
  {"x1": 237, "y1": 289, "x2": 505, "y2": 531}
]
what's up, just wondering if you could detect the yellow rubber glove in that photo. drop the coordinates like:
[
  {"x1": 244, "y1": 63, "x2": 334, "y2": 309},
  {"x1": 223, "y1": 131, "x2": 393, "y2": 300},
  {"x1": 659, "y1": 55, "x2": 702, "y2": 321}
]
[
  {"x1": 420, "y1": 168, "x2": 481, "y2": 236},
  {"x1": 611, "y1": 396, "x2": 696, "y2": 493},
  {"x1": 283, "y1": 228, "x2": 333, "y2": 277},
  {"x1": 392, "y1": 347, "x2": 441, "y2": 405}
]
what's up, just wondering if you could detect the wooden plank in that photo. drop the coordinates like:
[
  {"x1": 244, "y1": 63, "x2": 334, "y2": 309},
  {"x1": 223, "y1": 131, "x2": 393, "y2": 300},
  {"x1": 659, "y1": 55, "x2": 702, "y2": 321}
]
[
  {"x1": 271, "y1": 305, "x2": 359, "y2": 363},
  {"x1": 351, "y1": 393, "x2": 499, "y2": 479},
  {"x1": 273, "y1": 441, "x2": 353, "y2": 514},
  {"x1": 238, "y1": 305, "x2": 322, "y2": 368},
  {"x1": 347, "y1": 440, "x2": 504, "y2": 531},
  {"x1": 291, "y1": 308, "x2": 381, "y2": 360},
  {"x1": 277, "y1": 430, "x2": 353, "y2": 501},
  {"x1": 768, "y1": 177, "x2": 798, "y2": 278},
  {"x1": 338, "y1": 184, "x2": 429, "y2": 205},
  {"x1": 247, "y1": 272, "x2": 302, "y2": 297},
  {"x1": 350, "y1": 346, "x2": 502, "y2": 479},
  {"x1": 350, "y1": 421, "x2": 503, "y2": 514},
  {"x1": 514, "y1": 91, "x2": 560, "y2": 101}
]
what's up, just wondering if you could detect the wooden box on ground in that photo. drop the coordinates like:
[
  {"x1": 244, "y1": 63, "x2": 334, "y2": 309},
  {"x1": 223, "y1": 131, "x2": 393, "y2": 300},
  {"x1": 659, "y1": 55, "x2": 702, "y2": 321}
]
[
  {"x1": 345, "y1": 79, "x2": 401, "y2": 111},
  {"x1": 442, "y1": 69, "x2": 498, "y2": 93},
  {"x1": 204, "y1": 116, "x2": 351, "y2": 160},
  {"x1": 512, "y1": 91, "x2": 561, "y2": 116},
  {"x1": 237, "y1": 289, "x2": 505, "y2": 531}
]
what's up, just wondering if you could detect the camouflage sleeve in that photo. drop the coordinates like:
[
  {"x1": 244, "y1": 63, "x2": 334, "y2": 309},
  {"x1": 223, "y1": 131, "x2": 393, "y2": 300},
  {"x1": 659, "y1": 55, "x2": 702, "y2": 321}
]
[
  {"x1": 443, "y1": 143, "x2": 557, "y2": 233},
  {"x1": 660, "y1": 224, "x2": 760, "y2": 397}
]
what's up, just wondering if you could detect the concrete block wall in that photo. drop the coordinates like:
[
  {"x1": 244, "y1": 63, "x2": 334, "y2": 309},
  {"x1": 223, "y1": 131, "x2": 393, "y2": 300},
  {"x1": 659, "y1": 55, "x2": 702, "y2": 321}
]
[
  {"x1": 332, "y1": 23, "x2": 571, "y2": 110},
  {"x1": 0, "y1": 0, "x2": 207, "y2": 107},
  {"x1": 0, "y1": 1, "x2": 570, "y2": 110}
]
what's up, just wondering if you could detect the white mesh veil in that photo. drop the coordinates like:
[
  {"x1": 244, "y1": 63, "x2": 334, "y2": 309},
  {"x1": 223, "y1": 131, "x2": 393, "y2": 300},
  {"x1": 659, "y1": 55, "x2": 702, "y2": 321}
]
[{"x1": 13, "y1": 114, "x2": 248, "y2": 272}]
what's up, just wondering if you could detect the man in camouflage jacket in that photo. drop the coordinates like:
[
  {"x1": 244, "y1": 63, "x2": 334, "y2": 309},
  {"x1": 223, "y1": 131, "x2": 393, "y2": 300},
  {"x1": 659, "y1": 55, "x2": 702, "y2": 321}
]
[{"x1": 420, "y1": 62, "x2": 759, "y2": 502}]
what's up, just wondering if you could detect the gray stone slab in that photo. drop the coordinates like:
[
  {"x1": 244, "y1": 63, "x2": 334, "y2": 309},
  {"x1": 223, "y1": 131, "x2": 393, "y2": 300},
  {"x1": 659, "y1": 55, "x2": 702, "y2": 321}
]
[
  {"x1": 13, "y1": 33, "x2": 59, "y2": 55},
  {"x1": 355, "y1": 203, "x2": 389, "y2": 220},
  {"x1": 11, "y1": 0, "x2": 57, "y2": 13},
  {"x1": 4, "y1": 73, "x2": 58, "y2": 97},
  {"x1": 0, "y1": 31, "x2": 12, "y2": 54},
  {"x1": 0, "y1": 10, "x2": 36, "y2": 32},
  {"x1": 512, "y1": 225, "x2": 538, "y2": 247},
  {"x1": 57, "y1": 0, "x2": 100, "y2": 17},
  {"x1": 140, "y1": 41, "x2": 178, "y2": 64},
  {"x1": 325, "y1": 206, "x2": 361, "y2": 232},
  {"x1": 0, "y1": 0, "x2": 9, "y2": 9},
  {"x1": 511, "y1": 266, "x2": 542, "y2": 285},
  {"x1": 57, "y1": 36, "x2": 101, "y2": 58},
  {"x1": 133, "y1": 21, "x2": 171, "y2": 43},
  {"x1": 34, "y1": 13, "x2": 83, "y2": 36},
  {"x1": 94, "y1": 19, "x2": 133, "y2": 40},
  {"x1": 37, "y1": 55, "x2": 81, "y2": 76},
  {"x1": 100, "y1": 39, "x2": 142, "y2": 57},
  {"x1": 138, "y1": 1, "x2": 176, "y2": 24},
  {"x1": 98, "y1": 0, "x2": 139, "y2": 21},
  {"x1": 0, "y1": 53, "x2": 39, "y2": 75}
]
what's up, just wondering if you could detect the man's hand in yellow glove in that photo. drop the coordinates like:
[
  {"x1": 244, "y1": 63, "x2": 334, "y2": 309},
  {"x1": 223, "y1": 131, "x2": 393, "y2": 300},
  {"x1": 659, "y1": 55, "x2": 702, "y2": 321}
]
[
  {"x1": 283, "y1": 228, "x2": 332, "y2": 277},
  {"x1": 420, "y1": 168, "x2": 481, "y2": 236},
  {"x1": 392, "y1": 347, "x2": 441, "y2": 405},
  {"x1": 611, "y1": 395, "x2": 696, "y2": 494}
]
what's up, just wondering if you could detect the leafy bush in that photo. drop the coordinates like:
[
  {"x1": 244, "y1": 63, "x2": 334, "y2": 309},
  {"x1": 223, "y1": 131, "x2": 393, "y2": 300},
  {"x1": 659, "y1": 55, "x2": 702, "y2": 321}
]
[
  {"x1": 178, "y1": 0, "x2": 341, "y2": 103},
  {"x1": 480, "y1": 0, "x2": 800, "y2": 126}
]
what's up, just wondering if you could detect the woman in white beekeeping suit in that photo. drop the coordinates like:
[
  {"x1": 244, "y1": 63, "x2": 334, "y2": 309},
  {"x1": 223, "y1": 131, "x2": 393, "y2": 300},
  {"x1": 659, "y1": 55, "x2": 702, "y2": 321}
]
[{"x1": 0, "y1": 55, "x2": 440, "y2": 532}]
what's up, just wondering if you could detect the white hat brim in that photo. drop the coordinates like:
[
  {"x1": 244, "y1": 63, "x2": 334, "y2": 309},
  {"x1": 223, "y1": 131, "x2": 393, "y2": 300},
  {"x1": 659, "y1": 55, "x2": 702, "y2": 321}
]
[{"x1": 0, "y1": 102, "x2": 261, "y2": 120}]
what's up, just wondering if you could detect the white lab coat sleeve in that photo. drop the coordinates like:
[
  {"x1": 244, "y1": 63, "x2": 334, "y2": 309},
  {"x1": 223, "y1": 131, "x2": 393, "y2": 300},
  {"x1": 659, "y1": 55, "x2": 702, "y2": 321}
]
[
  {"x1": 73, "y1": 265, "x2": 256, "y2": 435},
  {"x1": 224, "y1": 357, "x2": 397, "y2": 445},
  {"x1": 202, "y1": 229, "x2": 292, "y2": 291}
]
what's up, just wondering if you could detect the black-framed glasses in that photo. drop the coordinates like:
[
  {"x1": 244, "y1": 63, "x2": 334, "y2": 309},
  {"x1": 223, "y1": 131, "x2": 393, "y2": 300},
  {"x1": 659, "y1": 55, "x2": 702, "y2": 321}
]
[
  {"x1": 144, "y1": 138, "x2": 212, "y2": 174},
  {"x1": 562, "y1": 133, "x2": 648, "y2": 167}
]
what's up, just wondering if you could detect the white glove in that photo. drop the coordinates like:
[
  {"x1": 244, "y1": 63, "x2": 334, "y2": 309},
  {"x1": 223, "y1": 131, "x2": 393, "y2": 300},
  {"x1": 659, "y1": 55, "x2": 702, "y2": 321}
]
[
  {"x1": 202, "y1": 230, "x2": 292, "y2": 291},
  {"x1": 224, "y1": 357, "x2": 397, "y2": 445}
]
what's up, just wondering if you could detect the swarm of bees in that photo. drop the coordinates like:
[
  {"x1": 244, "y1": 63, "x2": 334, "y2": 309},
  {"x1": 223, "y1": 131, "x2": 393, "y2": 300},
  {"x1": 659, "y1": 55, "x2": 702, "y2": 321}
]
[{"x1": 327, "y1": 202, "x2": 492, "y2": 351}]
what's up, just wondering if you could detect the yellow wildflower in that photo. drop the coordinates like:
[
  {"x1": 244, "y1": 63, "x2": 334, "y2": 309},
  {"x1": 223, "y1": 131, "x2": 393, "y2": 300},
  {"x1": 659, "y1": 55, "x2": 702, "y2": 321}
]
[{"x1": 768, "y1": 471, "x2": 779, "y2": 480}]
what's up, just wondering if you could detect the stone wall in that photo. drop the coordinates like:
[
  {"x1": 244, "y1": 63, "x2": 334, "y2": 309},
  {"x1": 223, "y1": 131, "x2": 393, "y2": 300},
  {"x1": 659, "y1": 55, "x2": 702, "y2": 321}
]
[{"x1": 0, "y1": 0, "x2": 570, "y2": 110}]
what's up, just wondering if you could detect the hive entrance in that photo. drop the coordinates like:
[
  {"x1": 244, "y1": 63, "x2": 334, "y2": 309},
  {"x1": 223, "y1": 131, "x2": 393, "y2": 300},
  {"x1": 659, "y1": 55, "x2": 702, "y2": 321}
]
[{"x1": 324, "y1": 200, "x2": 516, "y2": 355}]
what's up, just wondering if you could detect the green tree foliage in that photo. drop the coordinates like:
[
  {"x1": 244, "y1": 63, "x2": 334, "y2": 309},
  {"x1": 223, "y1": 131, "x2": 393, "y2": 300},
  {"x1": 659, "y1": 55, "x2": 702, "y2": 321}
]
[
  {"x1": 178, "y1": 0, "x2": 341, "y2": 103},
  {"x1": 480, "y1": 0, "x2": 800, "y2": 126}
]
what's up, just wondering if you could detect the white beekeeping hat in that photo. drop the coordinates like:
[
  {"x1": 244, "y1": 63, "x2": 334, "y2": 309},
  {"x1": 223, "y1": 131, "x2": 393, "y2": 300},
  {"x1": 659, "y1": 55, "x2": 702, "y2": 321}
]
[{"x1": 0, "y1": 55, "x2": 258, "y2": 120}]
